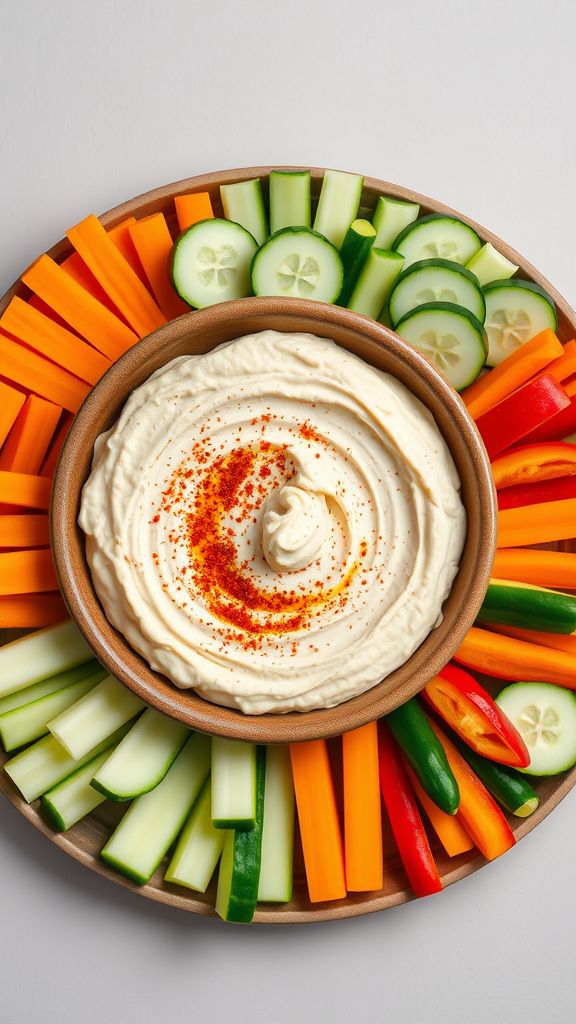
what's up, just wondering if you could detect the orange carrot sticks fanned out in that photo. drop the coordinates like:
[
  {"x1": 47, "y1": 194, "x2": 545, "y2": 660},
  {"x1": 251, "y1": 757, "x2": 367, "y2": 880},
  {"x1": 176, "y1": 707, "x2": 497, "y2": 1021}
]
[
  {"x1": 40, "y1": 412, "x2": 74, "y2": 478},
  {"x1": 174, "y1": 192, "x2": 214, "y2": 232},
  {"x1": 0, "y1": 593, "x2": 67, "y2": 628},
  {"x1": 61, "y1": 252, "x2": 120, "y2": 313},
  {"x1": 342, "y1": 722, "x2": 383, "y2": 891},
  {"x1": 128, "y1": 214, "x2": 188, "y2": 320},
  {"x1": 0, "y1": 332, "x2": 89, "y2": 414},
  {"x1": 0, "y1": 548, "x2": 57, "y2": 595},
  {"x1": 0, "y1": 471, "x2": 52, "y2": 510},
  {"x1": 0, "y1": 396, "x2": 62, "y2": 474},
  {"x1": 0, "y1": 382, "x2": 26, "y2": 447},
  {"x1": 0, "y1": 514, "x2": 50, "y2": 548},
  {"x1": 107, "y1": 218, "x2": 149, "y2": 284},
  {"x1": 290, "y1": 739, "x2": 347, "y2": 903}
]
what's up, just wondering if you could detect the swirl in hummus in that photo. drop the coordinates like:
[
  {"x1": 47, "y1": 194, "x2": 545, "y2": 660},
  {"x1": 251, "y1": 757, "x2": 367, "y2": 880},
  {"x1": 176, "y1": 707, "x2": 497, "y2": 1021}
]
[{"x1": 79, "y1": 331, "x2": 466, "y2": 714}]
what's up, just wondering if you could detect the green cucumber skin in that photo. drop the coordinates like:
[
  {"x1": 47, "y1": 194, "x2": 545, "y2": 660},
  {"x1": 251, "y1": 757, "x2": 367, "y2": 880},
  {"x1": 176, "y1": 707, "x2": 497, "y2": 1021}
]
[
  {"x1": 477, "y1": 583, "x2": 576, "y2": 635},
  {"x1": 483, "y1": 277, "x2": 557, "y2": 319},
  {"x1": 389, "y1": 257, "x2": 485, "y2": 326},
  {"x1": 337, "y1": 221, "x2": 376, "y2": 307},
  {"x1": 90, "y1": 740, "x2": 187, "y2": 802},
  {"x1": 386, "y1": 699, "x2": 460, "y2": 814},
  {"x1": 395, "y1": 300, "x2": 488, "y2": 356},
  {"x1": 392, "y1": 213, "x2": 481, "y2": 258},
  {"x1": 455, "y1": 740, "x2": 538, "y2": 816},
  {"x1": 221, "y1": 746, "x2": 266, "y2": 924}
]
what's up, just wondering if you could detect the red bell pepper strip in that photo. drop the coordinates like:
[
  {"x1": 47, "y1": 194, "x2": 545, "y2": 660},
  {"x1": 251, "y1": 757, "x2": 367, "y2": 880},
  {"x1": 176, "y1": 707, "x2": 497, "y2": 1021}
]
[
  {"x1": 497, "y1": 475, "x2": 576, "y2": 510},
  {"x1": 517, "y1": 393, "x2": 576, "y2": 445},
  {"x1": 491, "y1": 442, "x2": 576, "y2": 489},
  {"x1": 476, "y1": 374, "x2": 570, "y2": 459},
  {"x1": 422, "y1": 664, "x2": 530, "y2": 768},
  {"x1": 377, "y1": 723, "x2": 443, "y2": 898}
]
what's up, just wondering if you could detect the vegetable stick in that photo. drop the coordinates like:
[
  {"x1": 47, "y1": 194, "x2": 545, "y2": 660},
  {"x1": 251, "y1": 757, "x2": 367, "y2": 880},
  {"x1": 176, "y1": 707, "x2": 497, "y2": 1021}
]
[
  {"x1": 497, "y1": 476, "x2": 576, "y2": 510},
  {"x1": 0, "y1": 296, "x2": 112, "y2": 385},
  {"x1": 519, "y1": 394, "x2": 576, "y2": 445},
  {"x1": 0, "y1": 396, "x2": 62, "y2": 473},
  {"x1": 128, "y1": 214, "x2": 188, "y2": 320},
  {"x1": 498, "y1": 496, "x2": 576, "y2": 547},
  {"x1": 563, "y1": 377, "x2": 576, "y2": 399},
  {"x1": 461, "y1": 330, "x2": 563, "y2": 420},
  {"x1": 0, "y1": 382, "x2": 26, "y2": 448},
  {"x1": 27, "y1": 294, "x2": 71, "y2": 331},
  {"x1": 487, "y1": 623, "x2": 576, "y2": 656},
  {"x1": 492, "y1": 548, "x2": 576, "y2": 590},
  {"x1": 40, "y1": 412, "x2": 74, "y2": 478},
  {"x1": 0, "y1": 332, "x2": 89, "y2": 414},
  {"x1": 67, "y1": 215, "x2": 165, "y2": 338},
  {"x1": 0, "y1": 514, "x2": 50, "y2": 548},
  {"x1": 0, "y1": 471, "x2": 51, "y2": 509},
  {"x1": 22, "y1": 254, "x2": 138, "y2": 360},
  {"x1": 0, "y1": 593, "x2": 67, "y2": 628},
  {"x1": 107, "y1": 217, "x2": 148, "y2": 284},
  {"x1": 290, "y1": 739, "x2": 346, "y2": 902},
  {"x1": 342, "y1": 722, "x2": 383, "y2": 892},
  {"x1": 405, "y1": 763, "x2": 475, "y2": 858},
  {"x1": 0, "y1": 548, "x2": 57, "y2": 595},
  {"x1": 491, "y1": 442, "x2": 576, "y2": 489},
  {"x1": 544, "y1": 340, "x2": 576, "y2": 382},
  {"x1": 476, "y1": 374, "x2": 569, "y2": 459},
  {"x1": 60, "y1": 252, "x2": 119, "y2": 313},
  {"x1": 454, "y1": 625, "x2": 576, "y2": 689},
  {"x1": 174, "y1": 192, "x2": 214, "y2": 232}
]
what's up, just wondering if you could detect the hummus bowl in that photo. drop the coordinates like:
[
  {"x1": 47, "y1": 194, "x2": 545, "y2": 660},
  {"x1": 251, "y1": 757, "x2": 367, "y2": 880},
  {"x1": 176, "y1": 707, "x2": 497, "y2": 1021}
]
[{"x1": 52, "y1": 296, "x2": 496, "y2": 743}]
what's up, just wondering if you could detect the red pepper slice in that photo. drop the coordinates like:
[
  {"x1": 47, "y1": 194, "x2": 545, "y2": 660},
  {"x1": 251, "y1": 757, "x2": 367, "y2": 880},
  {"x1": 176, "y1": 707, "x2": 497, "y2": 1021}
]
[
  {"x1": 476, "y1": 374, "x2": 570, "y2": 459},
  {"x1": 491, "y1": 442, "x2": 576, "y2": 489},
  {"x1": 517, "y1": 393, "x2": 576, "y2": 446},
  {"x1": 497, "y1": 475, "x2": 576, "y2": 510},
  {"x1": 377, "y1": 723, "x2": 443, "y2": 898},
  {"x1": 422, "y1": 664, "x2": 530, "y2": 768}
]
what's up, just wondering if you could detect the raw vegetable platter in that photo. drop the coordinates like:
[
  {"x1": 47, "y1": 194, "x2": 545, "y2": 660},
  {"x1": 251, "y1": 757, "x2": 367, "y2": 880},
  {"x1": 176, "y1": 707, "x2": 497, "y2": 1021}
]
[{"x1": 1, "y1": 166, "x2": 576, "y2": 924}]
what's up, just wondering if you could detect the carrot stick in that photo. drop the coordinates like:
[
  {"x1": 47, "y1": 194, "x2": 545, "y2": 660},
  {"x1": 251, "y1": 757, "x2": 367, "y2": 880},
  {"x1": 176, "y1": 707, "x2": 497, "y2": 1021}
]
[
  {"x1": 0, "y1": 382, "x2": 26, "y2": 447},
  {"x1": 544, "y1": 340, "x2": 576, "y2": 382},
  {"x1": 0, "y1": 548, "x2": 57, "y2": 595},
  {"x1": 0, "y1": 472, "x2": 51, "y2": 509},
  {"x1": 564, "y1": 377, "x2": 576, "y2": 399},
  {"x1": 40, "y1": 412, "x2": 74, "y2": 478},
  {"x1": 22, "y1": 254, "x2": 138, "y2": 360},
  {"x1": 290, "y1": 739, "x2": 346, "y2": 902},
  {"x1": 486, "y1": 623, "x2": 576, "y2": 656},
  {"x1": 0, "y1": 396, "x2": 62, "y2": 474},
  {"x1": 0, "y1": 296, "x2": 112, "y2": 385},
  {"x1": 461, "y1": 330, "x2": 563, "y2": 420},
  {"x1": 61, "y1": 252, "x2": 120, "y2": 313},
  {"x1": 342, "y1": 723, "x2": 383, "y2": 891},
  {"x1": 454, "y1": 625, "x2": 576, "y2": 689},
  {"x1": 108, "y1": 218, "x2": 148, "y2": 284},
  {"x1": 498, "y1": 497, "x2": 576, "y2": 547},
  {"x1": 0, "y1": 333, "x2": 89, "y2": 414},
  {"x1": 0, "y1": 514, "x2": 50, "y2": 548},
  {"x1": 128, "y1": 215, "x2": 188, "y2": 320},
  {"x1": 27, "y1": 295, "x2": 71, "y2": 331},
  {"x1": 174, "y1": 192, "x2": 214, "y2": 232},
  {"x1": 426, "y1": 717, "x2": 515, "y2": 861},
  {"x1": 66, "y1": 215, "x2": 165, "y2": 338},
  {"x1": 0, "y1": 593, "x2": 67, "y2": 628},
  {"x1": 492, "y1": 547, "x2": 576, "y2": 589},
  {"x1": 405, "y1": 763, "x2": 475, "y2": 858}
]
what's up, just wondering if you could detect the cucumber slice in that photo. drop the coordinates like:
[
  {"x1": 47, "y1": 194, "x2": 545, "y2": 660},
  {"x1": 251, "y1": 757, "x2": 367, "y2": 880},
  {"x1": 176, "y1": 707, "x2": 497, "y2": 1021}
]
[
  {"x1": 496, "y1": 682, "x2": 576, "y2": 776},
  {"x1": 48, "y1": 675, "x2": 144, "y2": 760},
  {"x1": 42, "y1": 746, "x2": 114, "y2": 831},
  {"x1": 389, "y1": 258, "x2": 485, "y2": 327},
  {"x1": 313, "y1": 169, "x2": 363, "y2": 249},
  {"x1": 0, "y1": 670, "x2": 105, "y2": 753},
  {"x1": 91, "y1": 708, "x2": 189, "y2": 800},
  {"x1": 269, "y1": 171, "x2": 311, "y2": 233},
  {"x1": 484, "y1": 279, "x2": 557, "y2": 366},
  {"x1": 251, "y1": 227, "x2": 343, "y2": 303},
  {"x1": 212, "y1": 737, "x2": 257, "y2": 830},
  {"x1": 171, "y1": 219, "x2": 258, "y2": 308},
  {"x1": 0, "y1": 660, "x2": 100, "y2": 716},
  {"x1": 257, "y1": 745, "x2": 295, "y2": 903},
  {"x1": 337, "y1": 219, "x2": 376, "y2": 307},
  {"x1": 4, "y1": 723, "x2": 132, "y2": 803},
  {"x1": 477, "y1": 579, "x2": 576, "y2": 635},
  {"x1": 394, "y1": 214, "x2": 482, "y2": 269},
  {"x1": 0, "y1": 621, "x2": 93, "y2": 699},
  {"x1": 466, "y1": 242, "x2": 518, "y2": 287},
  {"x1": 395, "y1": 302, "x2": 487, "y2": 391},
  {"x1": 101, "y1": 733, "x2": 211, "y2": 885},
  {"x1": 220, "y1": 178, "x2": 268, "y2": 246},
  {"x1": 347, "y1": 249, "x2": 404, "y2": 320},
  {"x1": 215, "y1": 746, "x2": 266, "y2": 923},
  {"x1": 372, "y1": 195, "x2": 419, "y2": 250},
  {"x1": 455, "y1": 742, "x2": 538, "y2": 817},
  {"x1": 165, "y1": 779, "x2": 226, "y2": 893}
]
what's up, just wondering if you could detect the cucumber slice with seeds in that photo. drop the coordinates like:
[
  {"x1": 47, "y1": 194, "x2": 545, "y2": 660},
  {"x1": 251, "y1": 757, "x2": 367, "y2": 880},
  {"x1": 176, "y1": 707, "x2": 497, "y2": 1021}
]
[
  {"x1": 372, "y1": 195, "x2": 419, "y2": 250},
  {"x1": 483, "y1": 279, "x2": 557, "y2": 366},
  {"x1": 251, "y1": 227, "x2": 343, "y2": 303},
  {"x1": 394, "y1": 214, "x2": 482, "y2": 269},
  {"x1": 220, "y1": 178, "x2": 268, "y2": 246},
  {"x1": 313, "y1": 169, "x2": 363, "y2": 249},
  {"x1": 496, "y1": 682, "x2": 576, "y2": 776},
  {"x1": 171, "y1": 219, "x2": 258, "y2": 308},
  {"x1": 466, "y1": 242, "x2": 518, "y2": 287},
  {"x1": 395, "y1": 301, "x2": 487, "y2": 390},
  {"x1": 389, "y1": 258, "x2": 485, "y2": 327},
  {"x1": 269, "y1": 170, "x2": 311, "y2": 233}
]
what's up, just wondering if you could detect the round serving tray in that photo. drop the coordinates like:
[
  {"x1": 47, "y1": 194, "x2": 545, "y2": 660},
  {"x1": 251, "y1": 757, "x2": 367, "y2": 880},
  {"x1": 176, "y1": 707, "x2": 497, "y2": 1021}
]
[{"x1": 1, "y1": 166, "x2": 575, "y2": 923}]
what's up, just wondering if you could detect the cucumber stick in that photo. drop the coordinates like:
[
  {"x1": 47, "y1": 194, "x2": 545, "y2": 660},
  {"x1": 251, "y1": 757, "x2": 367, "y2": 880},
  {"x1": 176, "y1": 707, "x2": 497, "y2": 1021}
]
[
  {"x1": 216, "y1": 745, "x2": 266, "y2": 923},
  {"x1": 386, "y1": 699, "x2": 460, "y2": 814},
  {"x1": 48, "y1": 675, "x2": 144, "y2": 760},
  {"x1": 484, "y1": 280, "x2": 557, "y2": 366},
  {"x1": 477, "y1": 579, "x2": 576, "y2": 634},
  {"x1": 347, "y1": 249, "x2": 404, "y2": 320},
  {"x1": 42, "y1": 747, "x2": 114, "y2": 831},
  {"x1": 165, "y1": 779, "x2": 226, "y2": 893},
  {"x1": 466, "y1": 242, "x2": 518, "y2": 287},
  {"x1": 101, "y1": 733, "x2": 210, "y2": 885},
  {"x1": 0, "y1": 660, "x2": 101, "y2": 716},
  {"x1": 269, "y1": 171, "x2": 311, "y2": 233},
  {"x1": 91, "y1": 707, "x2": 189, "y2": 800},
  {"x1": 212, "y1": 737, "x2": 257, "y2": 829},
  {"x1": 257, "y1": 745, "x2": 295, "y2": 903},
  {"x1": 0, "y1": 621, "x2": 93, "y2": 699},
  {"x1": 496, "y1": 682, "x2": 576, "y2": 776},
  {"x1": 394, "y1": 214, "x2": 482, "y2": 269},
  {"x1": 337, "y1": 219, "x2": 376, "y2": 307},
  {"x1": 220, "y1": 178, "x2": 268, "y2": 246},
  {"x1": 372, "y1": 195, "x2": 419, "y2": 250},
  {"x1": 313, "y1": 169, "x2": 363, "y2": 249},
  {"x1": 395, "y1": 302, "x2": 487, "y2": 391},
  {"x1": 0, "y1": 670, "x2": 105, "y2": 753},
  {"x1": 455, "y1": 742, "x2": 538, "y2": 817}
]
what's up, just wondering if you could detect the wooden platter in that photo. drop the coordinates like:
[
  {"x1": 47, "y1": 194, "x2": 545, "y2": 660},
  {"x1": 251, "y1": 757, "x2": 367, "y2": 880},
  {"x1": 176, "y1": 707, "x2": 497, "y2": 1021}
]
[{"x1": 1, "y1": 167, "x2": 575, "y2": 923}]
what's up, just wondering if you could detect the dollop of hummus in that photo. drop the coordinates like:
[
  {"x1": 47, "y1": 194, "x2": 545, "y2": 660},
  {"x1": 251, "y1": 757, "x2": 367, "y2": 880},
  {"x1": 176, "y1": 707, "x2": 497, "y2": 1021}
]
[{"x1": 79, "y1": 331, "x2": 466, "y2": 714}]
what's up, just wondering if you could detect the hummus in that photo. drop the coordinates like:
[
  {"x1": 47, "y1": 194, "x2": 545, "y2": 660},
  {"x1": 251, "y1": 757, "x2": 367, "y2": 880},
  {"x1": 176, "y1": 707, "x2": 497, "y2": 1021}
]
[{"x1": 79, "y1": 331, "x2": 466, "y2": 714}]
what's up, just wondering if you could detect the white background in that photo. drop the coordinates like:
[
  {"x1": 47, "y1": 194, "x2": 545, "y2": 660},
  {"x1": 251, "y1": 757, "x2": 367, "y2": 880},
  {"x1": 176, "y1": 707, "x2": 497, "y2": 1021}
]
[{"x1": 1, "y1": 1, "x2": 576, "y2": 1021}]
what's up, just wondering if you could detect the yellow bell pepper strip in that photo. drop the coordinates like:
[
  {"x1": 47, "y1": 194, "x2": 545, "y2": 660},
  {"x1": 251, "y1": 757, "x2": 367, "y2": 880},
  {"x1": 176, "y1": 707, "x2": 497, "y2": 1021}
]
[
  {"x1": 492, "y1": 548, "x2": 576, "y2": 590},
  {"x1": 454, "y1": 626, "x2": 576, "y2": 689},
  {"x1": 404, "y1": 763, "x2": 475, "y2": 858},
  {"x1": 461, "y1": 329, "x2": 563, "y2": 420},
  {"x1": 491, "y1": 442, "x2": 576, "y2": 489},
  {"x1": 498, "y1": 496, "x2": 576, "y2": 547},
  {"x1": 476, "y1": 374, "x2": 569, "y2": 459}
]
